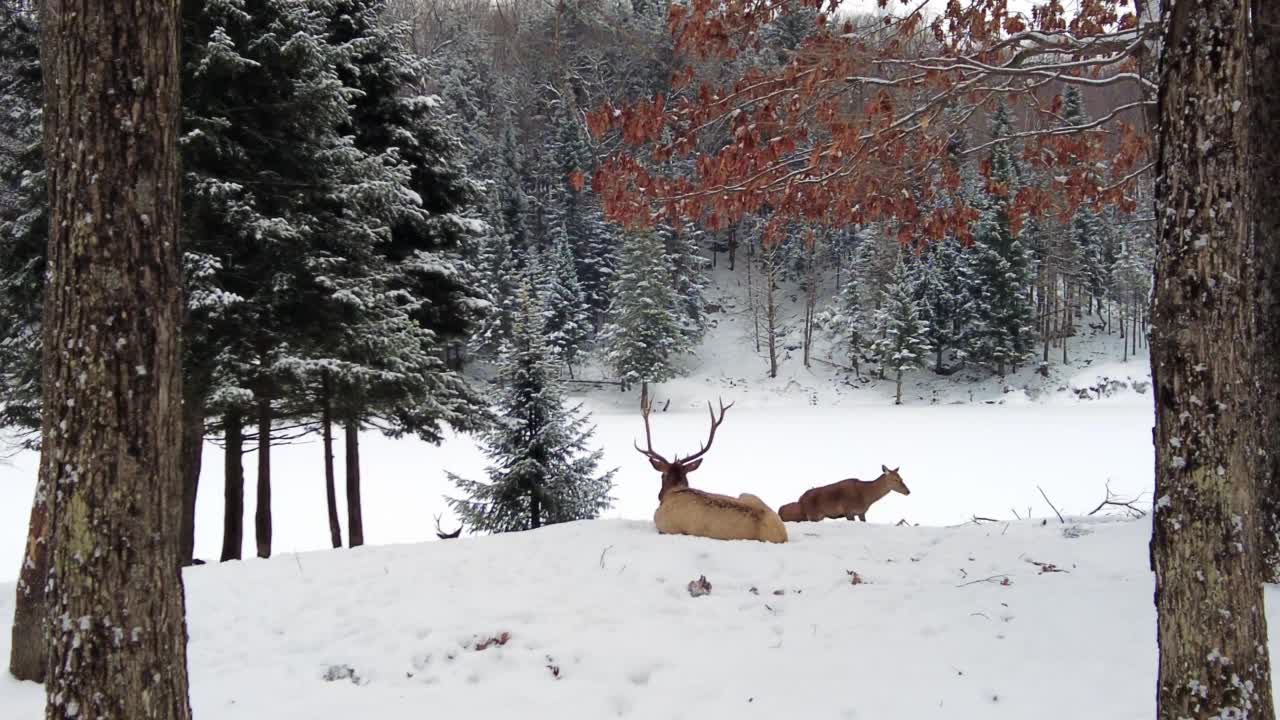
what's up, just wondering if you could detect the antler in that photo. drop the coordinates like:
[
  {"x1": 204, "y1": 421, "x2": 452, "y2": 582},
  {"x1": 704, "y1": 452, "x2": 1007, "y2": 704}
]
[
  {"x1": 633, "y1": 387, "x2": 670, "y2": 465},
  {"x1": 676, "y1": 397, "x2": 734, "y2": 464},
  {"x1": 434, "y1": 513, "x2": 462, "y2": 540}
]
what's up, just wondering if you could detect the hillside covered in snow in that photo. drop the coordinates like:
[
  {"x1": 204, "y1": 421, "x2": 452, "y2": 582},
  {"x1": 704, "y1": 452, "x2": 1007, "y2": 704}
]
[{"x1": 5, "y1": 513, "x2": 1224, "y2": 720}]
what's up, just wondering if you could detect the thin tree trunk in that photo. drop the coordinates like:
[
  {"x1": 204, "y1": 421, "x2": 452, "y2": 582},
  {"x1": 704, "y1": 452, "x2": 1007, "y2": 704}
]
[
  {"x1": 179, "y1": 392, "x2": 205, "y2": 566},
  {"x1": 765, "y1": 248, "x2": 779, "y2": 378},
  {"x1": 802, "y1": 233, "x2": 818, "y2": 368},
  {"x1": 1150, "y1": 2, "x2": 1274, "y2": 717},
  {"x1": 9, "y1": 471, "x2": 50, "y2": 683},
  {"x1": 36, "y1": 0, "x2": 193, "y2": 714},
  {"x1": 1062, "y1": 281, "x2": 1069, "y2": 365},
  {"x1": 747, "y1": 245, "x2": 760, "y2": 353},
  {"x1": 894, "y1": 368, "x2": 903, "y2": 405},
  {"x1": 345, "y1": 422, "x2": 364, "y2": 548},
  {"x1": 321, "y1": 374, "x2": 342, "y2": 549},
  {"x1": 220, "y1": 411, "x2": 244, "y2": 561},
  {"x1": 255, "y1": 392, "x2": 272, "y2": 559}
]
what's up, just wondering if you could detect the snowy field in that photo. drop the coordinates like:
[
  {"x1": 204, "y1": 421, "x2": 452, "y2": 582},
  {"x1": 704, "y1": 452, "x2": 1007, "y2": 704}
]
[
  {"x1": 9, "y1": 514, "x2": 1280, "y2": 720},
  {"x1": 0, "y1": 387, "x2": 1156, "y2": 582}
]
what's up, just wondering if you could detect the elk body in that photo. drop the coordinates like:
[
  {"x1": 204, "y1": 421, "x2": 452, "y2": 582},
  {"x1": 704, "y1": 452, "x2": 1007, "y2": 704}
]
[
  {"x1": 635, "y1": 396, "x2": 787, "y2": 544},
  {"x1": 796, "y1": 466, "x2": 910, "y2": 522}
]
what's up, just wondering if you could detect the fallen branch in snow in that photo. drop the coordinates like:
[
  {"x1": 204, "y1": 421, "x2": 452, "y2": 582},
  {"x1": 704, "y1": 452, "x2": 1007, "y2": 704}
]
[
  {"x1": 971, "y1": 515, "x2": 999, "y2": 524},
  {"x1": 599, "y1": 545, "x2": 613, "y2": 569},
  {"x1": 1026, "y1": 558, "x2": 1068, "y2": 574},
  {"x1": 1087, "y1": 481, "x2": 1148, "y2": 518},
  {"x1": 1037, "y1": 486, "x2": 1066, "y2": 524},
  {"x1": 472, "y1": 632, "x2": 511, "y2": 651},
  {"x1": 434, "y1": 513, "x2": 462, "y2": 540},
  {"x1": 956, "y1": 575, "x2": 1012, "y2": 588}
]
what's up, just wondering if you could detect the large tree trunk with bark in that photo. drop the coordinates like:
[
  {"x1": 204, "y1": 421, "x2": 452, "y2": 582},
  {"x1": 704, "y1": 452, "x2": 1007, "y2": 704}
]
[
  {"x1": 321, "y1": 374, "x2": 342, "y2": 548},
  {"x1": 1149, "y1": 3, "x2": 1274, "y2": 719},
  {"x1": 1251, "y1": 0, "x2": 1280, "y2": 583},
  {"x1": 345, "y1": 422, "x2": 364, "y2": 547},
  {"x1": 8, "y1": 471, "x2": 49, "y2": 682},
  {"x1": 179, "y1": 391, "x2": 205, "y2": 566},
  {"x1": 220, "y1": 411, "x2": 244, "y2": 561},
  {"x1": 255, "y1": 392, "x2": 272, "y2": 558},
  {"x1": 36, "y1": 0, "x2": 193, "y2": 717}
]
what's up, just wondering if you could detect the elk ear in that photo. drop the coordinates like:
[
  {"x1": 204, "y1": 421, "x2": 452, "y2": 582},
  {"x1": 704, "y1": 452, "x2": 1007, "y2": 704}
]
[
  {"x1": 649, "y1": 457, "x2": 668, "y2": 472},
  {"x1": 882, "y1": 464, "x2": 889, "y2": 473},
  {"x1": 684, "y1": 458, "x2": 703, "y2": 473},
  {"x1": 893, "y1": 466, "x2": 900, "y2": 473}
]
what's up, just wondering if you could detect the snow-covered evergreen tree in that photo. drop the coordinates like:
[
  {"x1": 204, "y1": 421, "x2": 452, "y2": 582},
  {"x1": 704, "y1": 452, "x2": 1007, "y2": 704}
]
[
  {"x1": 913, "y1": 236, "x2": 975, "y2": 373},
  {"x1": 816, "y1": 229, "x2": 873, "y2": 374},
  {"x1": 966, "y1": 100, "x2": 1035, "y2": 375},
  {"x1": 658, "y1": 221, "x2": 710, "y2": 346},
  {"x1": 0, "y1": 0, "x2": 42, "y2": 442},
  {"x1": 1060, "y1": 86, "x2": 1108, "y2": 312},
  {"x1": 872, "y1": 254, "x2": 931, "y2": 405},
  {"x1": 446, "y1": 281, "x2": 615, "y2": 533},
  {"x1": 539, "y1": 233, "x2": 592, "y2": 374},
  {"x1": 546, "y1": 98, "x2": 617, "y2": 325},
  {"x1": 601, "y1": 229, "x2": 687, "y2": 394}
]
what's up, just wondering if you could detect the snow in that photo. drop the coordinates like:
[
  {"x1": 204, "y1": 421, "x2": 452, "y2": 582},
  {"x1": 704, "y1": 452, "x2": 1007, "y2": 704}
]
[{"x1": 3, "y1": 512, "x2": 1280, "y2": 719}]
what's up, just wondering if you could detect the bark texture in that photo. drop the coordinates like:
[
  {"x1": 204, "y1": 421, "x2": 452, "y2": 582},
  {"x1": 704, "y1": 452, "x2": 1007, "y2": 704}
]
[
  {"x1": 8, "y1": 471, "x2": 49, "y2": 682},
  {"x1": 37, "y1": 0, "x2": 193, "y2": 717},
  {"x1": 1252, "y1": 0, "x2": 1280, "y2": 584},
  {"x1": 1150, "y1": 2, "x2": 1274, "y2": 718}
]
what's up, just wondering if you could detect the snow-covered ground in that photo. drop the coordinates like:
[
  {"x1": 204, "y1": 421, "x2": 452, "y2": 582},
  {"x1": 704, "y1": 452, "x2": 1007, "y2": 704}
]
[
  {"x1": 0, "y1": 261, "x2": 1169, "y2": 717},
  {"x1": 8, "y1": 514, "x2": 1280, "y2": 720}
]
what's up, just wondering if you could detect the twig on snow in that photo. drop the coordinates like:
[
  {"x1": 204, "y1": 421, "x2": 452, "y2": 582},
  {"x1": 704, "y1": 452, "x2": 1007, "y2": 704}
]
[
  {"x1": 1087, "y1": 480, "x2": 1148, "y2": 518},
  {"x1": 599, "y1": 545, "x2": 613, "y2": 569},
  {"x1": 956, "y1": 574, "x2": 1011, "y2": 588},
  {"x1": 1038, "y1": 485, "x2": 1066, "y2": 524}
]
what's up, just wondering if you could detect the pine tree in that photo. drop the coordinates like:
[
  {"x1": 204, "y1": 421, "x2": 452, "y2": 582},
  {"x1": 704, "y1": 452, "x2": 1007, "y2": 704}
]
[
  {"x1": 446, "y1": 280, "x2": 615, "y2": 533},
  {"x1": 967, "y1": 100, "x2": 1034, "y2": 374},
  {"x1": 0, "y1": 0, "x2": 42, "y2": 444},
  {"x1": 913, "y1": 236, "x2": 974, "y2": 373},
  {"x1": 658, "y1": 221, "x2": 710, "y2": 346},
  {"x1": 539, "y1": 232, "x2": 592, "y2": 374},
  {"x1": 601, "y1": 229, "x2": 686, "y2": 393},
  {"x1": 1061, "y1": 86, "x2": 1108, "y2": 313},
  {"x1": 816, "y1": 230, "x2": 872, "y2": 374},
  {"x1": 547, "y1": 98, "x2": 617, "y2": 324},
  {"x1": 871, "y1": 255, "x2": 931, "y2": 405}
]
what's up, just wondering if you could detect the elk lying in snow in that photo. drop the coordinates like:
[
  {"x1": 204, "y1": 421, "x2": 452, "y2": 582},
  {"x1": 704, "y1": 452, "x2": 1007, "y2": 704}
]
[
  {"x1": 795, "y1": 466, "x2": 911, "y2": 522},
  {"x1": 635, "y1": 395, "x2": 787, "y2": 544}
]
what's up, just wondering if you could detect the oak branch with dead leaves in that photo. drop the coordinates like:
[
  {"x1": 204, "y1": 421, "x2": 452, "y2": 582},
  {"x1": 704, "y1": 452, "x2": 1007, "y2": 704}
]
[{"x1": 587, "y1": 0, "x2": 1156, "y2": 245}]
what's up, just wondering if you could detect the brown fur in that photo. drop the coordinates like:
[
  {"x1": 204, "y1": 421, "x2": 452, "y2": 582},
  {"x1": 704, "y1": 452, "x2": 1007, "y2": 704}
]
[
  {"x1": 797, "y1": 466, "x2": 910, "y2": 522},
  {"x1": 778, "y1": 502, "x2": 806, "y2": 522},
  {"x1": 654, "y1": 488, "x2": 788, "y2": 543}
]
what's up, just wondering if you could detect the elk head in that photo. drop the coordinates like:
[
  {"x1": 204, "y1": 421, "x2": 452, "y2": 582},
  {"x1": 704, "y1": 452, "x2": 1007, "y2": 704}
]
[
  {"x1": 634, "y1": 393, "x2": 734, "y2": 502},
  {"x1": 880, "y1": 465, "x2": 910, "y2": 495}
]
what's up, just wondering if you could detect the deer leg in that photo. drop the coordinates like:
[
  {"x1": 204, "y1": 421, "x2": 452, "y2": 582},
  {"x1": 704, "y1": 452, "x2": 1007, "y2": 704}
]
[{"x1": 858, "y1": 513, "x2": 867, "y2": 522}]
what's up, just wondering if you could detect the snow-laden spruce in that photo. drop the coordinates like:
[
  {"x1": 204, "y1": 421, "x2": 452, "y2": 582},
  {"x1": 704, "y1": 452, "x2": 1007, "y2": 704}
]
[
  {"x1": 601, "y1": 229, "x2": 690, "y2": 395},
  {"x1": 871, "y1": 254, "x2": 932, "y2": 405},
  {"x1": 447, "y1": 280, "x2": 615, "y2": 533}
]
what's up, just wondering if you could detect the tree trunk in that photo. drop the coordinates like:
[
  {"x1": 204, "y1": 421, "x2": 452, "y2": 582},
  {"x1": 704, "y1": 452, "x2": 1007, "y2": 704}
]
[
  {"x1": 179, "y1": 392, "x2": 205, "y2": 566},
  {"x1": 345, "y1": 422, "x2": 364, "y2": 548},
  {"x1": 321, "y1": 375, "x2": 342, "y2": 549},
  {"x1": 36, "y1": 0, "x2": 193, "y2": 715},
  {"x1": 9, "y1": 471, "x2": 50, "y2": 683},
  {"x1": 220, "y1": 411, "x2": 244, "y2": 561},
  {"x1": 1149, "y1": 2, "x2": 1274, "y2": 718},
  {"x1": 802, "y1": 233, "x2": 818, "y2": 368},
  {"x1": 765, "y1": 248, "x2": 779, "y2": 378},
  {"x1": 1252, "y1": 0, "x2": 1280, "y2": 582},
  {"x1": 893, "y1": 368, "x2": 903, "y2": 405},
  {"x1": 255, "y1": 392, "x2": 272, "y2": 559}
]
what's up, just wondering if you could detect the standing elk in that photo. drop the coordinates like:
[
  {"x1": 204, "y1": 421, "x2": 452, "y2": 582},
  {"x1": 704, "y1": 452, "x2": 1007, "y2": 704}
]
[
  {"x1": 634, "y1": 395, "x2": 787, "y2": 544},
  {"x1": 796, "y1": 466, "x2": 911, "y2": 522}
]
